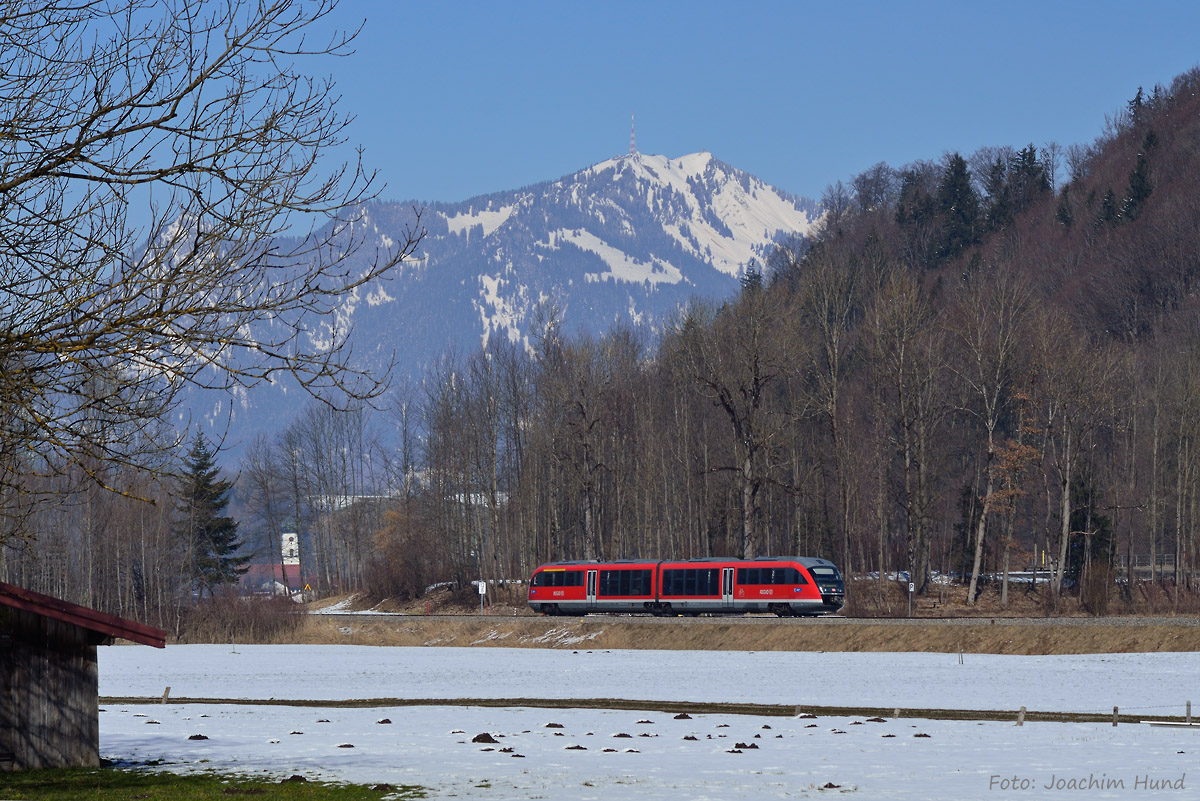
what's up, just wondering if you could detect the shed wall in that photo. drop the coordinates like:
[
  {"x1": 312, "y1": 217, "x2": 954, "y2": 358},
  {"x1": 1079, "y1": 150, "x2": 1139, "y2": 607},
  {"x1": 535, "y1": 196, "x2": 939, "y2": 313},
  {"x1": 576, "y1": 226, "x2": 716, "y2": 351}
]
[{"x1": 0, "y1": 607, "x2": 100, "y2": 770}]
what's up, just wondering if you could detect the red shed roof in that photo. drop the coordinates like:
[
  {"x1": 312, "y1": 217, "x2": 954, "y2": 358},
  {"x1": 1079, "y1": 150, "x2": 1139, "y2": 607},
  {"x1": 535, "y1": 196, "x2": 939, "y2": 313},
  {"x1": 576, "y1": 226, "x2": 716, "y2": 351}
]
[{"x1": 0, "y1": 581, "x2": 166, "y2": 648}]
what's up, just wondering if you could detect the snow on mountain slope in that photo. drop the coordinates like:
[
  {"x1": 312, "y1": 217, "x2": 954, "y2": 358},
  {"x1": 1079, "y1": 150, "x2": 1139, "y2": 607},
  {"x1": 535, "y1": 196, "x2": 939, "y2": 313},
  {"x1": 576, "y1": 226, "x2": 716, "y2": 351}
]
[
  {"x1": 578, "y1": 152, "x2": 810, "y2": 277},
  {"x1": 184, "y1": 152, "x2": 820, "y2": 456}
]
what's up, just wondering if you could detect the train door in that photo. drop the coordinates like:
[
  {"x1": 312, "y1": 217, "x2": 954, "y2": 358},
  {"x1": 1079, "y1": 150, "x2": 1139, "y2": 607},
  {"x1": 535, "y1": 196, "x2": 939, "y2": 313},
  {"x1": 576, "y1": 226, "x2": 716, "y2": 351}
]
[
  {"x1": 586, "y1": 569, "x2": 598, "y2": 609},
  {"x1": 721, "y1": 567, "x2": 735, "y2": 609}
]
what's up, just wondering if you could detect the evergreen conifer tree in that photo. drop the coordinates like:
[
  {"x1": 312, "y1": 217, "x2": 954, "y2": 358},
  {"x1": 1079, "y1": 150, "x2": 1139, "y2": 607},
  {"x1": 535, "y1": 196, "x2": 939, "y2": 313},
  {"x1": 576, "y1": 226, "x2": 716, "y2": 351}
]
[
  {"x1": 1127, "y1": 86, "x2": 1145, "y2": 128},
  {"x1": 1009, "y1": 144, "x2": 1050, "y2": 214},
  {"x1": 935, "y1": 153, "x2": 980, "y2": 262},
  {"x1": 984, "y1": 157, "x2": 1014, "y2": 231},
  {"x1": 1097, "y1": 188, "x2": 1118, "y2": 227},
  {"x1": 740, "y1": 260, "x2": 763, "y2": 293},
  {"x1": 1055, "y1": 185, "x2": 1074, "y2": 229},
  {"x1": 178, "y1": 433, "x2": 248, "y2": 597},
  {"x1": 1121, "y1": 130, "x2": 1157, "y2": 222}
]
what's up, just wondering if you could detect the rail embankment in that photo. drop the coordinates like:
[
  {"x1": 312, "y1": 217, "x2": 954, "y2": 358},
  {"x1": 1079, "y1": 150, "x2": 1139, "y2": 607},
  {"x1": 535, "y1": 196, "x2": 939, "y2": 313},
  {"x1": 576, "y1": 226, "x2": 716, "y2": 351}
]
[{"x1": 295, "y1": 613, "x2": 1200, "y2": 655}]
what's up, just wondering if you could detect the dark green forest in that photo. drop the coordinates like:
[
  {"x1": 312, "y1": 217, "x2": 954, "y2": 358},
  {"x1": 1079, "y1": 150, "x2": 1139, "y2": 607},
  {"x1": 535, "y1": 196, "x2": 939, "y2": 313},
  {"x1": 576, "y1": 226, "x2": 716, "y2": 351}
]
[{"x1": 7, "y1": 69, "x2": 1200, "y2": 626}]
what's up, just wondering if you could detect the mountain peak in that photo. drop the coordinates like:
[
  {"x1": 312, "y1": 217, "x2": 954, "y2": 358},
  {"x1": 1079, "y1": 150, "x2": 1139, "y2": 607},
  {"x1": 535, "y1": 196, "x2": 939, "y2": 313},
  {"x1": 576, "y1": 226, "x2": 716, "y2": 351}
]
[{"x1": 186, "y1": 152, "x2": 821, "y2": 457}]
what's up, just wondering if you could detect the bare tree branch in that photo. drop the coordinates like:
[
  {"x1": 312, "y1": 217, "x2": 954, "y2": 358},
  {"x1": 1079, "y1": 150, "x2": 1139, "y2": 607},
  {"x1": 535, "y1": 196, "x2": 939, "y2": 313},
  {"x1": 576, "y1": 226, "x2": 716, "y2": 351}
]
[{"x1": 0, "y1": 0, "x2": 424, "y2": 533}]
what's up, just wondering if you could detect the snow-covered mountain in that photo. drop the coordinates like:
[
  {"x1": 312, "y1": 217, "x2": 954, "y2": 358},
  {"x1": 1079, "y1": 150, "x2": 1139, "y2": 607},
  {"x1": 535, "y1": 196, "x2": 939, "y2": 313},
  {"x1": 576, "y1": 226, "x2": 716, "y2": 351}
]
[{"x1": 186, "y1": 151, "x2": 820, "y2": 454}]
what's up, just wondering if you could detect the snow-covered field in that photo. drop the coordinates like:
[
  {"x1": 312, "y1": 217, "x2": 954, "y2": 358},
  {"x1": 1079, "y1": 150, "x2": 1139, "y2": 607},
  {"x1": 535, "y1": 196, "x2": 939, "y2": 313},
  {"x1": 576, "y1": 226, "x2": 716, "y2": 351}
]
[{"x1": 99, "y1": 646, "x2": 1200, "y2": 799}]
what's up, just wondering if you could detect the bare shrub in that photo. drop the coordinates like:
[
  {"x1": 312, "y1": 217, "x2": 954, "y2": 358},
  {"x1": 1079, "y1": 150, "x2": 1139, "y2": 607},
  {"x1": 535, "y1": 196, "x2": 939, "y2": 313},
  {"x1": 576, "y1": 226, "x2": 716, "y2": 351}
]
[
  {"x1": 841, "y1": 578, "x2": 906, "y2": 618},
  {"x1": 363, "y1": 505, "x2": 447, "y2": 602},
  {"x1": 1128, "y1": 581, "x2": 1200, "y2": 615},
  {"x1": 177, "y1": 594, "x2": 307, "y2": 644}
]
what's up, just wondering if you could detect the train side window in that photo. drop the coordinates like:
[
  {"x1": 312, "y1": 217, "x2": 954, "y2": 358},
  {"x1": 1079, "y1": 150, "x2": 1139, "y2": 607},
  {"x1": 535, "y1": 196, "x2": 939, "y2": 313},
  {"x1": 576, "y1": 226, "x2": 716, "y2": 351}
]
[
  {"x1": 663, "y1": 569, "x2": 685, "y2": 596},
  {"x1": 629, "y1": 570, "x2": 650, "y2": 596},
  {"x1": 699, "y1": 569, "x2": 718, "y2": 595},
  {"x1": 744, "y1": 568, "x2": 760, "y2": 585},
  {"x1": 567, "y1": 570, "x2": 583, "y2": 587},
  {"x1": 792, "y1": 568, "x2": 807, "y2": 584},
  {"x1": 769, "y1": 568, "x2": 795, "y2": 585}
]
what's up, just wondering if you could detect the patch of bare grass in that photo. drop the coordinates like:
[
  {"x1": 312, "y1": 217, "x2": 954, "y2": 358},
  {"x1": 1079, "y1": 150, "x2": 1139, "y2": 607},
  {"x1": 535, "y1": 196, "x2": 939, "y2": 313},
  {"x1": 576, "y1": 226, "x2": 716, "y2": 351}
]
[{"x1": 285, "y1": 613, "x2": 1200, "y2": 655}]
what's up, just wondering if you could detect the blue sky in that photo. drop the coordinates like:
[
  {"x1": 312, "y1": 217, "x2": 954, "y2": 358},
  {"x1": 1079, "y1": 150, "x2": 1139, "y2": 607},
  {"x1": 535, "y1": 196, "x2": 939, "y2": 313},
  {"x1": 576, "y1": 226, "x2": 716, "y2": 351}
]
[{"x1": 325, "y1": 0, "x2": 1200, "y2": 204}]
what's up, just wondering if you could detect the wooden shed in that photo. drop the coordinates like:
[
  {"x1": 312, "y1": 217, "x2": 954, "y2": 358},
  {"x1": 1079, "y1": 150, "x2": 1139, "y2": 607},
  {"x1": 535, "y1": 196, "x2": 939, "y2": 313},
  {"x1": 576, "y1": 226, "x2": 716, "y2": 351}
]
[{"x1": 0, "y1": 581, "x2": 166, "y2": 771}]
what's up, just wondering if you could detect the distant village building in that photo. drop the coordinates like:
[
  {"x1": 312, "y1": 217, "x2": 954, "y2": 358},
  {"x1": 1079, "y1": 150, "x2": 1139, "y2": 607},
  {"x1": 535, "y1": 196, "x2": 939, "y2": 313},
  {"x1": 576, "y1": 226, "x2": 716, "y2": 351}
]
[
  {"x1": 240, "y1": 532, "x2": 310, "y2": 595},
  {"x1": 0, "y1": 581, "x2": 166, "y2": 771},
  {"x1": 282, "y1": 531, "x2": 299, "y2": 564}
]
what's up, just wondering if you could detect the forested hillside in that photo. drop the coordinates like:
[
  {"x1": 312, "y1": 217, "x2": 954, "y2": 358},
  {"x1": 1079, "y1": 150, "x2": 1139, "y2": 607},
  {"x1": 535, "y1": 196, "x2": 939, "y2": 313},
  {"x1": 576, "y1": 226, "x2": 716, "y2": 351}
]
[
  {"x1": 348, "y1": 69, "x2": 1200, "y2": 610},
  {"x1": 7, "y1": 68, "x2": 1200, "y2": 627}
]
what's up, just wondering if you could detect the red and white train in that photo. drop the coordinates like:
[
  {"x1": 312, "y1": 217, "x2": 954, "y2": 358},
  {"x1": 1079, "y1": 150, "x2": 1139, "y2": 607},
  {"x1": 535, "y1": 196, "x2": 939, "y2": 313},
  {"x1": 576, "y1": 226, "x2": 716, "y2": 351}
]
[{"x1": 527, "y1": 556, "x2": 844, "y2": 617}]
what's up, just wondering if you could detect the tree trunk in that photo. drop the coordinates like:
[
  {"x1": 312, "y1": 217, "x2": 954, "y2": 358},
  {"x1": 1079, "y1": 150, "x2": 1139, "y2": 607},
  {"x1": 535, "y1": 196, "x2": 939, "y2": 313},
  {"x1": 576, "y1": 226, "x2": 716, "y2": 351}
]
[
  {"x1": 967, "y1": 430, "x2": 997, "y2": 605},
  {"x1": 1053, "y1": 427, "x2": 1073, "y2": 595},
  {"x1": 741, "y1": 452, "x2": 759, "y2": 558}
]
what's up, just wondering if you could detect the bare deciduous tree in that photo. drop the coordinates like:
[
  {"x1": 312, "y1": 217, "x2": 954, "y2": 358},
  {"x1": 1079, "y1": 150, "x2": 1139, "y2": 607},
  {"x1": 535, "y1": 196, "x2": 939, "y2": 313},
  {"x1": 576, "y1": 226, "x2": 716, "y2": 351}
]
[
  {"x1": 676, "y1": 286, "x2": 796, "y2": 559},
  {"x1": 0, "y1": 0, "x2": 422, "y2": 534},
  {"x1": 863, "y1": 270, "x2": 946, "y2": 594},
  {"x1": 947, "y1": 267, "x2": 1031, "y2": 604},
  {"x1": 851, "y1": 162, "x2": 898, "y2": 212},
  {"x1": 819, "y1": 180, "x2": 854, "y2": 233}
]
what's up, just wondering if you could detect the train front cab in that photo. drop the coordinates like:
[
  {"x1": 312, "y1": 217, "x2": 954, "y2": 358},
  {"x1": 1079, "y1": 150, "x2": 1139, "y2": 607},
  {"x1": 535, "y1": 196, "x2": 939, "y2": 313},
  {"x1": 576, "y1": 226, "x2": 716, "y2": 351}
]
[
  {"x1": 527, "y1": 563, "x2": 587, "y2": 615},
  {"x1": 730, "y1": 557, "x2": 845, "y2": 616},
  {"x1": 797, "y1": 557, "x2": 845, "y2": 614}
]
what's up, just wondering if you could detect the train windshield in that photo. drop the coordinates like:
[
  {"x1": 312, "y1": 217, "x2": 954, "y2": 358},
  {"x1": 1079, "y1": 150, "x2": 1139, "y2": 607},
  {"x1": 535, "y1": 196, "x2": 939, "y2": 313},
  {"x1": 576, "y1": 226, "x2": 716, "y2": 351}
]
[{"x1": 809, "y1": 566, "x2": 843, "y2": 584}]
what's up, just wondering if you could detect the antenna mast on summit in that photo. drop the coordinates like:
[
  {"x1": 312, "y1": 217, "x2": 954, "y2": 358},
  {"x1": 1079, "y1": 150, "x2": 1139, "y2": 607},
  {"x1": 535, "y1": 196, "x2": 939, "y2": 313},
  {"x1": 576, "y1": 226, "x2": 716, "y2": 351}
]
[{"x1": 629, "y1": 112, "x2": 637, "y2": 155}]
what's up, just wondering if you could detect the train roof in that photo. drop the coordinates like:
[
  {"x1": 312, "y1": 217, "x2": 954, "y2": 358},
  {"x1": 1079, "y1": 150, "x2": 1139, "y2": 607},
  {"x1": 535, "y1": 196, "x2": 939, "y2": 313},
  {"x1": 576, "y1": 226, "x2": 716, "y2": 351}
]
[
  {"x1": 665, "y1": 556, "x2": 838, "y2": 568},
  {"x1": 534, "y1": 556, "x2": 839, "y2": 569},
  {"x1": 535, "y1": 559, "x2": 657, "y2": 567}
]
